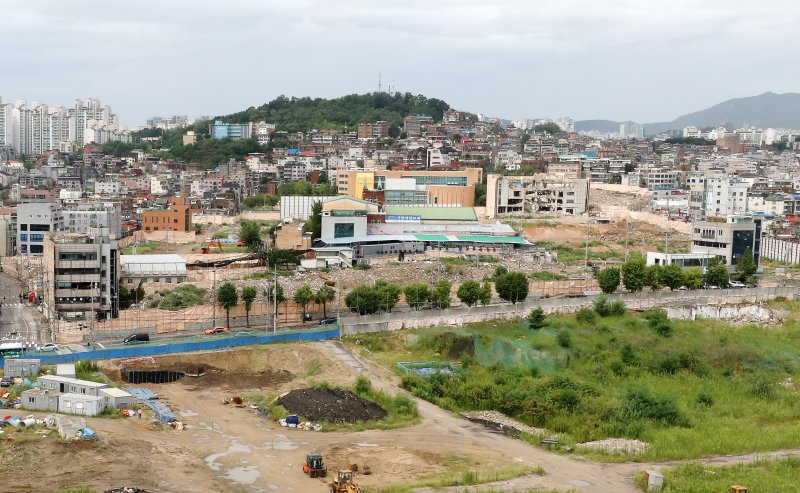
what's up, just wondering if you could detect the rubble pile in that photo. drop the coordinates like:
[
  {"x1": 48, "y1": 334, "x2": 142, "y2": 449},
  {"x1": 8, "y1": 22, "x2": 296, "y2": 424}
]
[
  {"x1": 577, "y1": 438, "x2": 650, "y2": 455},
  {"x1": 278, "y1": 387, "x2": 387, "y2": 423},
  {"x1": 461, "y1": 410, "x2": 552, "y2": 438}
]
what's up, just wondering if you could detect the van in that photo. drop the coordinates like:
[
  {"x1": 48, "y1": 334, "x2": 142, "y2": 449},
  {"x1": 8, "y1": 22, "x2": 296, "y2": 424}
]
[{"x1": 123, "y1": 333, "x2": 150, "y2": 344}]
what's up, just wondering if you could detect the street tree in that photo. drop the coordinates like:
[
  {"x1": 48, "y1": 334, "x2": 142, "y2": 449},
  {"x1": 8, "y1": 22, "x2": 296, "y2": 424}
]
[
  {"x1": 495, "y1": 272, "x2": 529, "y2": 304},
  {"x1": 621, "y1": 257, "x2": 647, "y2": 293},
  {"x1": 376, "y1": 281, "x2": 402, "y2": 313},
  {"x1": 429, "y1": 280, "x2": 452, "y2": 309},
  {"x1": 704, "y1": 258, "x2": 730, "y2": 287},
  {"x1": 645, "y1": 264, "x2": 663, "y2": 291},
  {"x1": 597, "y1": 267, "x2": 621, "y2": 294},
  {"x1": 661, "y1": 263, "x2": 686, "y2": 291},
  {"x1": 315, "y1": 285, "x2": 336, "y2": 318},
  {"x1": 404, "y1": 283, "x2": 431, "y2": 310},
  {"x1": 529, "y1": 307, "x2": 546, "y2": 330},
  {"x1": 293, "y1": 284, "x2": 314, "y2": 323},
  {"x1": 480, "y1": 282, "x2": 493, "y2": 305},
  {"x1": 684, "y1": 268, "x2": 703, "y2": 290},
  {"x1": 456, "y1": 280, "x2": 482, "y2": 307},
  {"x1": 217, "y1": 282, "x2": 238, "y2": 328},
  {"x1": 345, "y1": 285, "x2": 380, "y2": 315},
  {"x1": 735, "y1": 247, "x2": 757, "y2": 283},
  {"x1": 241, "y1": 286, "x2": 257, "y2": 327},
  {"x1": 266, "y1": 282, "x2": 286, "y2": 322}
]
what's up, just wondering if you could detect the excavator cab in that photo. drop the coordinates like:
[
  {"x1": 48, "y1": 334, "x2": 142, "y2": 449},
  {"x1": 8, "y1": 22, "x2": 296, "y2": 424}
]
[
  {"x1": 303, "y1": 452, "x2": 327, "y2": 478},
  {"x1": 330, "y1": 469, "x2": 361, "y2": 493}
]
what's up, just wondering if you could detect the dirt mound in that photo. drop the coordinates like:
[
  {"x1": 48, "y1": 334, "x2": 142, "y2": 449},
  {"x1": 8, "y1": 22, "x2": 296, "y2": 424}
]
[{"x1": 278, "y1": 388, "x2": 387, "y2": 423}]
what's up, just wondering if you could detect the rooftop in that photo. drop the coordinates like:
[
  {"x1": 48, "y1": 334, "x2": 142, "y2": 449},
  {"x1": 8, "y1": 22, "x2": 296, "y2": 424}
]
[{"x1": 383, "y1": 206, "x2": 477, "y2": 221}]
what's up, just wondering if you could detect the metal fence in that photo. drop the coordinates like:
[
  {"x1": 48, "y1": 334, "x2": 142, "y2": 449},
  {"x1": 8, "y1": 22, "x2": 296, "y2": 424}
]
[{"x1": 3, "y1": 326, "x2": 339, "y2": 365}]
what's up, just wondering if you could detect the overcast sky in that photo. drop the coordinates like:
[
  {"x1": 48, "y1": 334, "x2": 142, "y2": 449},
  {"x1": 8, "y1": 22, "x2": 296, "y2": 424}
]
[{"x1": 3, "y1": 0, "x2": 799, "y2": 126}]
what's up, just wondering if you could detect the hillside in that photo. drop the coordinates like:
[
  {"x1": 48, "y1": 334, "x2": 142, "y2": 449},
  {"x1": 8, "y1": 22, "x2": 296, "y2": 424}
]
[
  {"x1": 644, "y1": 92, "x2": 800, "y2": 135},
  {"x1": 575, "y1": 92, "x2": 800, "y2": 135},
  {"x1": 218, "y1": 92, "x2": 453, "y2": 133}
]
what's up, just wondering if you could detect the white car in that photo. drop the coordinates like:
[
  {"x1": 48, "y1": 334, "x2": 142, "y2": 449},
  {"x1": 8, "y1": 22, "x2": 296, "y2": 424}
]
[
  {"x1": 37, "y1": 343, "x2": 59, "y2": 352},
  {"x1": 728, "y1": 281, "x2": 745, "y2": 288}
]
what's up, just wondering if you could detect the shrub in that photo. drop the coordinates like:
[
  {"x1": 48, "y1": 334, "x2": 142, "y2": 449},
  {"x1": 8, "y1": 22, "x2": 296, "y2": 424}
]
[
  {"x1": 594, "y1": 294, "x2": 612, "y2": 317},
  {"x1": 622, "y1": 387, "x2": 684, "y2": 426},
  {"x1": 575, "y1": 307, "x2": 597, "y2": 324},
  {"x1": 608, "y1": 300, "x2": 626, "y2": 316},
  {"x1": 528, "y1": 307, "x2": 546, "y2": 330},
  {"x1": 355, "y1": 375, "x2": 372, "y2": 394},
  {"x1": 747, "y1": 374, "x2": 775, "y2": 400},
  {"x1": 620, "y1": 343, "x2": 639, "y2": 366},
  {"x1": 392, "y1": 394, "x2": 417, "y2": 416},
  {"x1": 696, "y1": 393, "x2": 715, "y2": 407},
  {"x1": 557, "y1": 330, "x2": 572, "y2": 348},
  {"x1": 644, "y1": 308, "x2": 673, "y2": 338}
]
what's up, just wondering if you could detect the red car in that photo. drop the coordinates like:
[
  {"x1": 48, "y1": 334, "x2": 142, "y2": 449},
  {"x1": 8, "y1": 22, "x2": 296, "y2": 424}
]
[{"x1": 204, "y1": 326, "x2": 230, "y2": 335}]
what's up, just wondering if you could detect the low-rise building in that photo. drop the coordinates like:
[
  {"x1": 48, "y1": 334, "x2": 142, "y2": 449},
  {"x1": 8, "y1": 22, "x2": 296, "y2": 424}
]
[
  {"x1": 17, "y1": 202, "x2": 63, "y2": 255},
  {"x1": 485, "y1": 173, "x2": 589, "y2": 218},
  {"x1": 120, "y1": 254, "x2": 188, "y2": 284},
  {"x1": 141, "y1": 197, "x2": 193, "y2": 233},
  {"x1": 690, "y1": 216, "x2": 761, "y2": 266}
]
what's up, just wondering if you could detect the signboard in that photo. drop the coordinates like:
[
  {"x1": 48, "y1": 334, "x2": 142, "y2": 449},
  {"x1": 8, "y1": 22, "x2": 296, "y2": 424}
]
[{"x1": 385, "y1": 215, "x2": 421, "y2": 222}]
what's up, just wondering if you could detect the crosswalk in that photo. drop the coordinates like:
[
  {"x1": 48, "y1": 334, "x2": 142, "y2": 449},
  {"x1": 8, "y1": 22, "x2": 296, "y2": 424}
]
[{"x1": 1, "y1": 303, "x2": 26, "y2": 309}]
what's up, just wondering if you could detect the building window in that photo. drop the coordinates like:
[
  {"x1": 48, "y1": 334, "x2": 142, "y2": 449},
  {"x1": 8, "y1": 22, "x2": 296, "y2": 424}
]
[{"x1": 20, "y1": 234, "x2": 27, "y2": 242}]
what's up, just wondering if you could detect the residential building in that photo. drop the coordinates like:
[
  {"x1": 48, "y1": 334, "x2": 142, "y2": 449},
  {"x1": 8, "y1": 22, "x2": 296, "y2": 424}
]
[
  {"x1": 17, "y1": 202, "x2": 63, "y2": 255},
  {"x1": 63, "y1": 203, "x2": 122, "y2": 238},
  {"x1": 357, "y1": 121, "x2": 389, "y2": 140},
  {"x1": 209, "y1": 120, "x2": 253, "y2": 140},
  {"x1": 690, "y1": 216, "x2": 761, "y2": 266},
  {"x1": 335, "y1": 168, "x2": 482, "y2": 207},
  {"x1": 274, "y1": 221, "x2": 312, "y2": 251},
  {"x1": 485, "y1": 174, "x2": 589, "y2": 218},
  {"x1": 42, "y1": 228, "x2": 121, "y2": 328},
  {"x1": 141, "y1": 197, "x2": 192, "y2": 233}
]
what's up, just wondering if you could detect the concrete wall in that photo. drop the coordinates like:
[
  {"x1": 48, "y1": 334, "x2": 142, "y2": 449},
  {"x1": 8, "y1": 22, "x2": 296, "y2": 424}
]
[{"x1": 340, "y1": 287, "x2": 799, "y2": 335}]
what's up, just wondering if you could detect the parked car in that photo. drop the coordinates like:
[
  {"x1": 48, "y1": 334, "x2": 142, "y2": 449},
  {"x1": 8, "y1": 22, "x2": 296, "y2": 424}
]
[
  {"x1": 0, "y1": 376, "x2": 12, "y2": 387},
  {"x1": 123, "y1": 333, "x2": 150, "y2": 344},
  {"x1": 728, "y1": 281, "x2": 746, "y2": 288},
  {"x1": 37, "y1": 343, "x2": 59, "y2": 352},
  {"x1": 204, "y1": 326, "x2": 230, "y2": 335},
  {"x1": 318, "y1": 317, "x2": 338, "y2": 326}
]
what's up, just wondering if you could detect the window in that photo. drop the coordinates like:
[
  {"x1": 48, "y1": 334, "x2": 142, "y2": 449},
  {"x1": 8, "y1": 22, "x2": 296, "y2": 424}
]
[
  {"x1": 20, "y1": 234, "x2": 27, "y2": 242},
  {"x1": 333, "y1": 223, "x2": 354, "y2": 238},
  {"x1": 28, "y1": 397, "x2": 34, "y2": 404},
  {"x1": 81, "y1": 388, "x2": 86, "y2": 394},
  {"x1": 20, "y1": 224, "x2": 27, "y2": 231}
]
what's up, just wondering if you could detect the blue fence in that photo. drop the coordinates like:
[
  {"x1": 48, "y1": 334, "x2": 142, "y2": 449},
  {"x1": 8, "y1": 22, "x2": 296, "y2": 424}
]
[{"x1": 2, "y1": 327, "x2": 340, "y2": 365}]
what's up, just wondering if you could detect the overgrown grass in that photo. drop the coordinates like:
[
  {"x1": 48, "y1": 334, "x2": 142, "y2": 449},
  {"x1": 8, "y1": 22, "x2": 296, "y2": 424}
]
[
  {"x1": 530, "y1": 271, "x2": 567, "y2": 281},
  {"x1": 536, "y1": 241, "x2": 623, "y2": 263},
  {"x1": 375, "y1": 461, "x2": 533, "y2": 493},
  {"x1": 650, "y1": 458, "x2": 800, "y2": 492},
  {"x1": 122, "y1": 242, "x2": 161, "y2": 255},
  {"x1": 147, "y1": 284, "x2": 207, "y2": 311},
  {"x1": 346, "y1": 310, "x2": 800, "y2": 461}
]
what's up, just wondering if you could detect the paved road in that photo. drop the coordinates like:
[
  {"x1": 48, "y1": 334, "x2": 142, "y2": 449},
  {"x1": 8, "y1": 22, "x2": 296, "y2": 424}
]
[{"x1": 0, "y1": 272, "x2": 43, "y2": 345}]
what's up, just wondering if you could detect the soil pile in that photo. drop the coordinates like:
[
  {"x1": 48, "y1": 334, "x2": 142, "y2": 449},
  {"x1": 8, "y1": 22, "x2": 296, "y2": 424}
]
[{"x1": 279, "y1": 388, "x2": 387, "y2": 423}]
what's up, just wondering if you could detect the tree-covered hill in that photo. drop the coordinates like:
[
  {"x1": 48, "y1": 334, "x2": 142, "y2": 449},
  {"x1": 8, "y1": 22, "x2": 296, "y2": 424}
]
[{"x1": 220, "y1": 92, "x2": 452, "y2": 133}]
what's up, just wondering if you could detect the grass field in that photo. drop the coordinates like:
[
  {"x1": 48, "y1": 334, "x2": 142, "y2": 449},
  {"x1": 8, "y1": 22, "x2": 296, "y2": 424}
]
[
  {"x1": 651, "y1": 458, "x2": 800, "y2": 492},
  {"x1": 344, "y1": 305, "x2": 800, "y2": 461}
]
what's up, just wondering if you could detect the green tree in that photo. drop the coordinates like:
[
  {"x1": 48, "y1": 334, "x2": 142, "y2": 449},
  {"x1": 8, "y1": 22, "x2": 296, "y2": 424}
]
[
  {"x1": 217, "y1": 282, "x2": 238, "y2": 327},
  {"x1": 404, "y1": 283, "x2": 431, "y2": 310},
  {"x1": 305, "y1": 201, "x2": 323, "y2": 240},
  {"x1": 645, "y1": 264, "x2": 663, "y2": 291},
  {"x1": 597, "y1": 267, "x2": 621, "y2": 294},
  {"x1": 293, "y1": 284, "x2": 314, "y2": 323},
  {"x1": 735, "y1": 247, "x2": 756, "y2": 283},
  {"x1": 495, "y1": 272, "x2": 529, "y2": 304},
  {"x1": 684, "y1": 267, "x2": 703, "y2": 289},
  {"x1": 315, "y1": 285, "x2": 336, "y2": 318},
  {"x1": 345, "y1": 285, "x2": 380, "y2": 315},
  {"x1": 376, "y1": 281, "x2": 402, "y2": 313},
  {"x1": 267, "y1": 248, "x2": 301, "y2": 268},
  {"x1": 480, "y1": 282, "x2": 493, "y2": 305},
  {"x1": 533, "y1": 122, "x2": 561, "y2": 135},
  {"x1": 241, "y1": 286, "x2": 257, "y2": 327},
  {"x1": 456, "y1": 280, "x2": 482, "y2": 307},
  {"x1": 529, "y1": 307, "x2": 546, "y2": 330},
  {"x1": 429, "y1": 280, "x2": 452, "y2": 309},
  {"x1": 661, "y1": 263, "x2": 686, "y2": 291},
  {"x1": 621, "y1": 257, "x2": 647, "y2": 293},
  {"x1": 704, "y1": 258, "x2": 729, "y2": 287},
  {"x1": 266, "y1": 282, "x2": 286, "y2": 322},
  {"x1": 239, "y1": 220, "x2": 262, "y2": 250}
]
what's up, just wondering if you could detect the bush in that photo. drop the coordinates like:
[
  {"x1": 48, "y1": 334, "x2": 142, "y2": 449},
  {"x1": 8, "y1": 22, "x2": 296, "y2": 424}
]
[
  {"x1": 593, "y1": 294, "x2": 612, "y2": 317},
  {"x1": 392, "y1": 394, "x2": 418, "y2": 416},
  {"x1": 355, "y1": 375, "x2": 373, "y2": 394},
  {"x1": 609, "y1": 300, "x2": 626, "y2": 316},
  {"x1": 622, "y1": 387, "x2": 684, "y2": 426},
  {"x1": 644, "y1": 308, "x2": 674, "y2": 338},
  {"x1": 575, "y1": 307, "x2": 597, "y2": 324},
  {"x1": 696, "y1": 393, "x2": 715, "y2": 407},
  {"x1": 557, "y1": 330, "x2": 572, "y2": 348},
  {"x1": 747, "y1": 374, "x2": 775, "y2": 400}
]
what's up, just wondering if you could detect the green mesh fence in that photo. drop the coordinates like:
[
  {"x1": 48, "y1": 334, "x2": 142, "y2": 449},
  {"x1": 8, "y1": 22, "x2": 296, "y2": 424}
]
[
  {"x1": 397, "y1": 361, "x2": 463, "y2": 377},
  {"x1": 473, "y1": 334, "x2": 563, "y2": 372}
]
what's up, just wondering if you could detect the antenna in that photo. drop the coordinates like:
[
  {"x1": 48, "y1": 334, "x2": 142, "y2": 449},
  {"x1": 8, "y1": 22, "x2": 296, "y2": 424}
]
[{"x1": 378, "y1": 72, "x2": 382, "y2": 93}]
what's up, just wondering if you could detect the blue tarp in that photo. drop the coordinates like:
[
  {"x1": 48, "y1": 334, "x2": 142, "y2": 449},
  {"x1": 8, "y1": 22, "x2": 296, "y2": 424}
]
[
  {"x1": 286, "y1": 414, "x2": 299, "y2": 425},
  {"x1": 127, "y1": 387, "x2": 158, "y2": 401},
  {"x1": 146, "y1": 400, "x2": 176, "y2": 423},
  {"x1": 79, "y1": 427, "x2": 96, "y2": 439}
]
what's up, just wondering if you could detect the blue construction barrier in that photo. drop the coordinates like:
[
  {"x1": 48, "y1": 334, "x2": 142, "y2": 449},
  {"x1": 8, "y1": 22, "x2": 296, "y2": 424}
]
[{"x1": 2, "y1": 326, "x2": 339, "y2": 365}]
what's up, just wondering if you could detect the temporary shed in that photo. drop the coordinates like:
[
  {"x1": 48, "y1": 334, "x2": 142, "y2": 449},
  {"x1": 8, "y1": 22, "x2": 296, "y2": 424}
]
[
  {"x1": 59, "y1": 393, "x2": 105, "y2": 417},
  {"x1": 99, "y1": 387, "x2": 134, "y2": 410},
  {"x1": 56, "y1": 364, "x2": 76, "y2": 378},
  {"x1": 3, "y1": 358, "x2": 40, "y2": 378},
  {"x1": 21, "y1": 388, "x2": 60, "y2": 412},
  {"x1": 120, "y1": 254, "x2": 188, "y2": 284}
]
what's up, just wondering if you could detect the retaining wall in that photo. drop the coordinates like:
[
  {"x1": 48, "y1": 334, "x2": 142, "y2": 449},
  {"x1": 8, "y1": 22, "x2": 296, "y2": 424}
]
[{"x1": 340, "y1": 287, "x2": 799, "y2": 335}]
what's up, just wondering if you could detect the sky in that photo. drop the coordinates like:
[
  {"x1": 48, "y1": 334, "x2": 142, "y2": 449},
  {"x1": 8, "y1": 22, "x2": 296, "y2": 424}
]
[{"x1": 3, "y1": 0, "x2": 799, "y2": 126}]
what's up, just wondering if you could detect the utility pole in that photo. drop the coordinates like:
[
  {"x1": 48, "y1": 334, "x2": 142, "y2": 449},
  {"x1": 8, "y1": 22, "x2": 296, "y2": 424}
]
[
  {"x1": 273, "y1": 262, "x2": 277, "y2": 333},
  {"x1": 212, "y1": 264, "x2": 217, "y2": 327},
  {"x1": 89, "y1": 281, "x2": 95, "y2": 345},
  {"x1": 624, "y1": 219, "x2": 630, "y2": 261},
  {"x1": 584, "y1": 215, "x2": 590, "y2": 269}
]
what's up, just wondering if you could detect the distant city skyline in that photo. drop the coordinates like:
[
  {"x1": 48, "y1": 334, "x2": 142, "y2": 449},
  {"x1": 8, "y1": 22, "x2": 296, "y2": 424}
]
[{"x1": 4, "y1": 0, "x2": 799, "y2": 126}]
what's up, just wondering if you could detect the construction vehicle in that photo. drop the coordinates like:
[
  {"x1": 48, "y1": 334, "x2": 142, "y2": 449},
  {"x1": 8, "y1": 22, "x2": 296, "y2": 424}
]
[
  {"x1": 328, "y1": 469, "x2": 363, "y2": 493},
  {"x1": 197, "y1": 239, "x2": 223, "y2": 254},
  {"x1": 302, "y1": 452, "x2": 327, "y2": 478},
  {"x1": 729, "y1": 487, "x2": 748, "y2": 493}
]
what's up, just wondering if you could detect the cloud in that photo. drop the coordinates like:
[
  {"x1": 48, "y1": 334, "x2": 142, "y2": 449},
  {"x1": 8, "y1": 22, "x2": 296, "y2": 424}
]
[{"x1": 3, "y1": 0, "x2": 799, "y2": 124}]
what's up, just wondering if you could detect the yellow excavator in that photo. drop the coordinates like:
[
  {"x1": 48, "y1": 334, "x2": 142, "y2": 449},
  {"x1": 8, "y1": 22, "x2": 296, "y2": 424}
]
[{"x1": 328, "y1": 469, "x2": 363, "y2": 493}]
